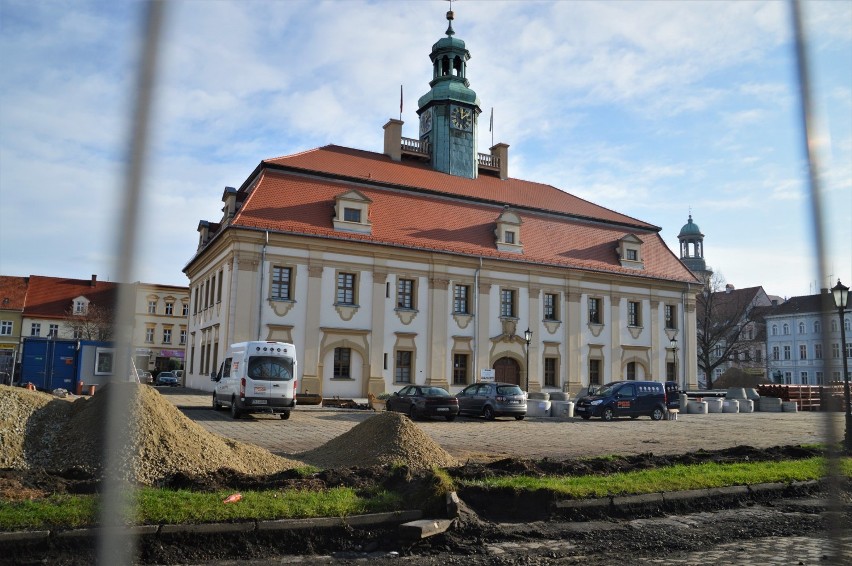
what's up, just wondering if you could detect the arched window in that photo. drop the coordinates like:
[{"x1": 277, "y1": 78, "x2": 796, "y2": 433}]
[
  {"x1": 846, "y1": 318, "x2": 851, "y2": 332},
  {"x1": 814, "y1": 320, "x2": 821, "y2": 333},
  {"x1": 441, "y1": 56, "x2": 450, "y2": 76},
  {"x1": 832, "y1": 319, "x2": 838, "y2": 332},
  {"x1": 798, "y1": 322, "x2": 805, "y2": 334},
  {"x1": 783, "y1": 323, "x2": 790, "y2": 335},
  {"x1": 453, "y1": 55, "x2": 463, "y2": 76},
  {"x1": 772, "y1": 324, "x2": 778, "y2": 336}
]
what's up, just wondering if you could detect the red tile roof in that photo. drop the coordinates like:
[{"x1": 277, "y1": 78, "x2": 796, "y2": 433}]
[
  {"x1": 263, "y1": 145, "x2": 658, "y2": 230},
  {"x1": 22, "y1": 275, "x2": 119, "y2": 319},
  {"x1": 229, "y1": 161, "x2": 698, "y2": 283},
  {"x1": 0, "y1": 276, "x2": 29, "y2": 311}
]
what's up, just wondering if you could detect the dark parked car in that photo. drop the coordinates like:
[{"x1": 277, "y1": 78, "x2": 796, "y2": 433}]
[
  {"x1": 386, "y1": 385, "x2": 459, "y2": 421},
  {"x1": 665, "y1": 381, "x2": 680, "y2": 411},
  {"x1": 155, "y1": 371, "x2": 179, "y2": 386},
  {"x1": 456, "y1": 382, "x2": 527, "y2": 420},
  {"x1": 575, "y1": 381, "x2": 667, "y2": 421}
]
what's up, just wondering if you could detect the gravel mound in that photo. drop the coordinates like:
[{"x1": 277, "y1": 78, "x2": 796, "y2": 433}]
[
  {"x1": 0, "y1": 383, "x2": 305, "y2": 485},
  {"x1": 298, "y1": 411, "x2": 457, "y2": 470}
]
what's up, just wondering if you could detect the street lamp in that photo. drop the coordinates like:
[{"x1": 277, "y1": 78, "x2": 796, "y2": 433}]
[
  {"x1": 524, "y1": 327, "x2": 532, "y2": 392},
  {"x1": 670, "y1": 338, "x2": 679, "y2": 388},
  {"x1": 831, "y1": 279, "x2": 850, "y2": 450}
]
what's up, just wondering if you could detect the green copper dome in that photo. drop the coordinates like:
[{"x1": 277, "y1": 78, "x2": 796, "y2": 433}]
[
  {"x1": 678, "y1": 215, "x2": 703, "y2": 238},
  {"x1": 417, "y1": 80, "x2": 480, "y2": 108}
]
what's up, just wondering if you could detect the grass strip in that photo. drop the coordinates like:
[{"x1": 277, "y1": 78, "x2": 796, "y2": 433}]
[
  {"x1": 0, "y1": 487, "x2": 403, "y2": 531},
  {"x1": 460, "y1": 457, "x2": 852, "y2": 499}
]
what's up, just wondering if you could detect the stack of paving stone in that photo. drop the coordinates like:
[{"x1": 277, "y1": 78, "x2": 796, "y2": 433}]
[
  {"x1": 548, "y1": 392, "x2": 573, "y2": 418},
  {"x1": 782, "y1": 401, "x2": 799, "y2": 412},
  {"x1": 758, "y1": 396, "x2": 783, "y2": 412}
]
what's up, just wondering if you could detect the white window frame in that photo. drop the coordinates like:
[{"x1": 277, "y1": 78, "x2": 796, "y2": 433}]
[{"x1": 94, "y1": 348, "x2": 115, "y2": 376}]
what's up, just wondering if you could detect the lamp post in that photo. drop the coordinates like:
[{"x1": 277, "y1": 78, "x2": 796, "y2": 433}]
[
  {"x1": 670, "y1": 338, "x2": 679, "y2": 388},
  {"x1": 524, "y1": 327, "x2": 532, "y2": 392},
  {"x1": 831, "y1": 279, "x2": 850, "y2": 450}
]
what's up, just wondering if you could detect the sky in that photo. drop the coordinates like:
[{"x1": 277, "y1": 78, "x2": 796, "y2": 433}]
[{"x1": 1, "y1": 0, "x2": 850, "y2": 300}]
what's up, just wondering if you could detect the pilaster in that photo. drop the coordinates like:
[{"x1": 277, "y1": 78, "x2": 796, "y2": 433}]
[{"x1": 427, "y1": 276, "x2": 450, "y2": 388}]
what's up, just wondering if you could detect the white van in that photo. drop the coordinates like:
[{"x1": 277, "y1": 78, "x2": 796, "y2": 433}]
[{"x1": 211, "y1": 341, "x2": 297, "y2": 420}]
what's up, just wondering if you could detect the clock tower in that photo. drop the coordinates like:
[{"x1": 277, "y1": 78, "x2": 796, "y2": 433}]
[{"x1": 417, "y1": 9, "x2": 481, "y2": 179}]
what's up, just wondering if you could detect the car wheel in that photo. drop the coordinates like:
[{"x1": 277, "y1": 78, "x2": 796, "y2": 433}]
[
  {"x1": 445, "y1": 415, "x2": 456, "y2": 422},
  {"x1": 280, "y1": 411, "x2": 291, "y2": 420},
  {"x1": 514, "y1": 415, "x2": 525, "y2": 421},
  {"x1": 408, "y1": 405, "x2": 418, "y2": 421},
  {"x1": 212, "y1": 393, "x2": 222, "y2": 410},
  {"x1": 651, "y1": 407, "x2": 665, "y2": 421},
  {"x1": 601, "y1": 407, "x2": 614, "y2": 421},
  {"x1": 483, "y1": 406, "x2": 495, "y2": 421},
  {"x1": 230, "y1": 397, "x2": 241, "y2": 420},
  {"x1": 580, "y1": 415, "x2": 591, "y2": 420}
]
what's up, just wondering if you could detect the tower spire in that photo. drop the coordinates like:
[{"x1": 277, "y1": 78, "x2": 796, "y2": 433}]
[{"x1": 446, "y1": 5, "x2": 455, "y2": 36}]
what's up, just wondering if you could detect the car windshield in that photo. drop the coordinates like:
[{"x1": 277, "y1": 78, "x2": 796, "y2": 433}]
[
  {"x1": 422, "y1": 387, "x2": 450, "y2": 397},
  {"x1": 247, "y1": 356, "x2": 294, "y2": 381},
  {"x1": 595, "y1": 383, "x2": 618, "y2": 397},
  {"x1": 160, "y1": 372, "x2": 174, "y2": 378},
  {"x1": 496, "y1": 385, "x2": 523, "y2": 395}
]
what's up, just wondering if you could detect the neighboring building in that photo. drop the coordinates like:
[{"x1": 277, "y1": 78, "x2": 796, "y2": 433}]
[
  {"x1": 696, "y1": 284, "x2": 772, "y2": 387},
  {"x1": 678, "y1": 214, "x2": 712, "y2": 282},
  {"x1": 763, "y1": 290, "x2": 851, "y2": 384},
  {"x1": 132, "y1": 282, "x2": 190, "y2": 373},
  {"x1": 0, "y1": 276, "x2": 28, "y2": 382},
  {"x1": 183, "y1": 11, "x2": 701, "y2": 396},
  {"x1": 1, "y1": 274, "x2": 188, "y2": 383},
  {"x1": 22, "y1": 275, "x2": 120, "y2": 342}
]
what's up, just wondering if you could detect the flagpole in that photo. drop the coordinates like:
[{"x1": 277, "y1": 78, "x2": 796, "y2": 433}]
[
  {"x1": 490, "y1": 107, "x2": 494, "y2": 146},
  {"x1": 399, "y1": 84, "x2": 403, "y2": 121}
]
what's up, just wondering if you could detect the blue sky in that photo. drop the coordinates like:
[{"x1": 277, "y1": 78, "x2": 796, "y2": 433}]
[{"x1": 1, "y1": 0, "x2": 850, "y2": 299}]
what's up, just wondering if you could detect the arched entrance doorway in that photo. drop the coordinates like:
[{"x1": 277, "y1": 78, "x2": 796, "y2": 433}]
[{"x1": 493, "y1": 357, "x2": 520, "y2": 385}]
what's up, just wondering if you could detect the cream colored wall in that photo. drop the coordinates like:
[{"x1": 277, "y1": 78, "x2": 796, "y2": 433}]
[{"x1": 184, "y1": 230, "x2": 697, "y2": 397}]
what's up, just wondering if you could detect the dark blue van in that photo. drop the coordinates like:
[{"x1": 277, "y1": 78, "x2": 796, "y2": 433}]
[{"x1": 575, "y1": 381, "x2": 668, "y2": 421}]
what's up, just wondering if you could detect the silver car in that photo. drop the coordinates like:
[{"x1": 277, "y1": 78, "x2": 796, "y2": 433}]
[{"x1": 456, "y1": 382, "x2": 527, "y2": 420}]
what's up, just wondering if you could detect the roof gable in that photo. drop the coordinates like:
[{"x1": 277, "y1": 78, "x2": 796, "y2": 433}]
[
  {"x1": 262, "y1": 145, "x2": 658, "y2": 231},
  {"x1": 22, "y1": 276, "x2": 119, "y2": 319},
  {"x1": 228, "y1": 170, "x2": 697, "y2": 283}
]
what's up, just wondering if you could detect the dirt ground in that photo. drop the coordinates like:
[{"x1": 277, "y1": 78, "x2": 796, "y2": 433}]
[
  {"x1": 2, "y1": 386, "x2": 850, "y2": 565},
  {"x1": 4, "y1": 445, "x2": 851, "y2": 566}
]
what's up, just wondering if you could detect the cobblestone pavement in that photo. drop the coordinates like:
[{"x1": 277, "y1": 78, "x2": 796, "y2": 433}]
[{"x1": 159, "y1": 386, "x2": 844, "y2": 462}]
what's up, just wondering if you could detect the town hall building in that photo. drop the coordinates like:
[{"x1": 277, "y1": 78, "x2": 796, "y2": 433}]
[{"x1": 183, "y1": 10, "x2": 700, "y2": 397}]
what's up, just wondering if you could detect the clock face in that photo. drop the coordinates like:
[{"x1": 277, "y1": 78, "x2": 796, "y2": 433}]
[
  {"x1": 419, "y1": 109, "x2": 433, "y2": 135},
  {"x1": 451, "y1": 106, "x2": 472, "y2": 131}
]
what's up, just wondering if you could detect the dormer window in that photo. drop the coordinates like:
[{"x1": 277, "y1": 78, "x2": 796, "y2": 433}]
[
  {"x1": 72, "y1": 296, "x2": 90, "y2": 315},
  {"x1": 617, "y1": 234, "x2": 644, "y2": 270},
  {"x1": 343, "y1": 207, "x2": 362, "y2": 223},
  {"x1": 333, "y1": 189, "x2": 372, "y2": 234},
  {"x1": 495, "y1": 208, "x2": 523, "y2": 253}
]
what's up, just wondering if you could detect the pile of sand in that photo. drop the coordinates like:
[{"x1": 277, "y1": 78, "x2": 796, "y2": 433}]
[
  {"x1": 0, "y1": 383, "x2": 305, "y2": 485},
  {"x1": 298, "y1": 411, "x2": 457, "y2": 470}
]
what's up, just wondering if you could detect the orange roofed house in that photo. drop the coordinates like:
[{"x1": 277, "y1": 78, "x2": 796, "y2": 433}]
[
  {"x1": 183, "y1": 11, "x2": 700, "y2": 397},
  {"x1": 0, "y1": 275, "x2": 189, "y2": 383}
]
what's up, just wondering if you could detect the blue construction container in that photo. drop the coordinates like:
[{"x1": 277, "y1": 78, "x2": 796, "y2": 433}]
[{"x1": 20, "y1": 338, "x2": 78, "y2": 391}]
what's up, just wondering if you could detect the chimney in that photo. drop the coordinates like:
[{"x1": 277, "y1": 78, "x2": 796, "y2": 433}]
[
  {"x1": 490, "y1": 143, "x2": 509, "y2": 180},
  {"x1": 222, "y1": 186, "x2": 237, "y2": 223},
  {"x1": 725, "y1": 283, "x2": 734, "y2": 293},
  {"x1": 383, "y1": 119, "x2": 403, "y2": 162},
  {"x1": 91, "y1": 274, "x2": 97, "y2": 287}
]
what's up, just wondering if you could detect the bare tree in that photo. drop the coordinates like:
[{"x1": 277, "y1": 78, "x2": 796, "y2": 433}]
[
  {"x1": 64, "y1": 304, "x2": 115, "y2": 341},
  {"x1": 696, "y1": 274, "x2": 768, "y2": 389}
]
